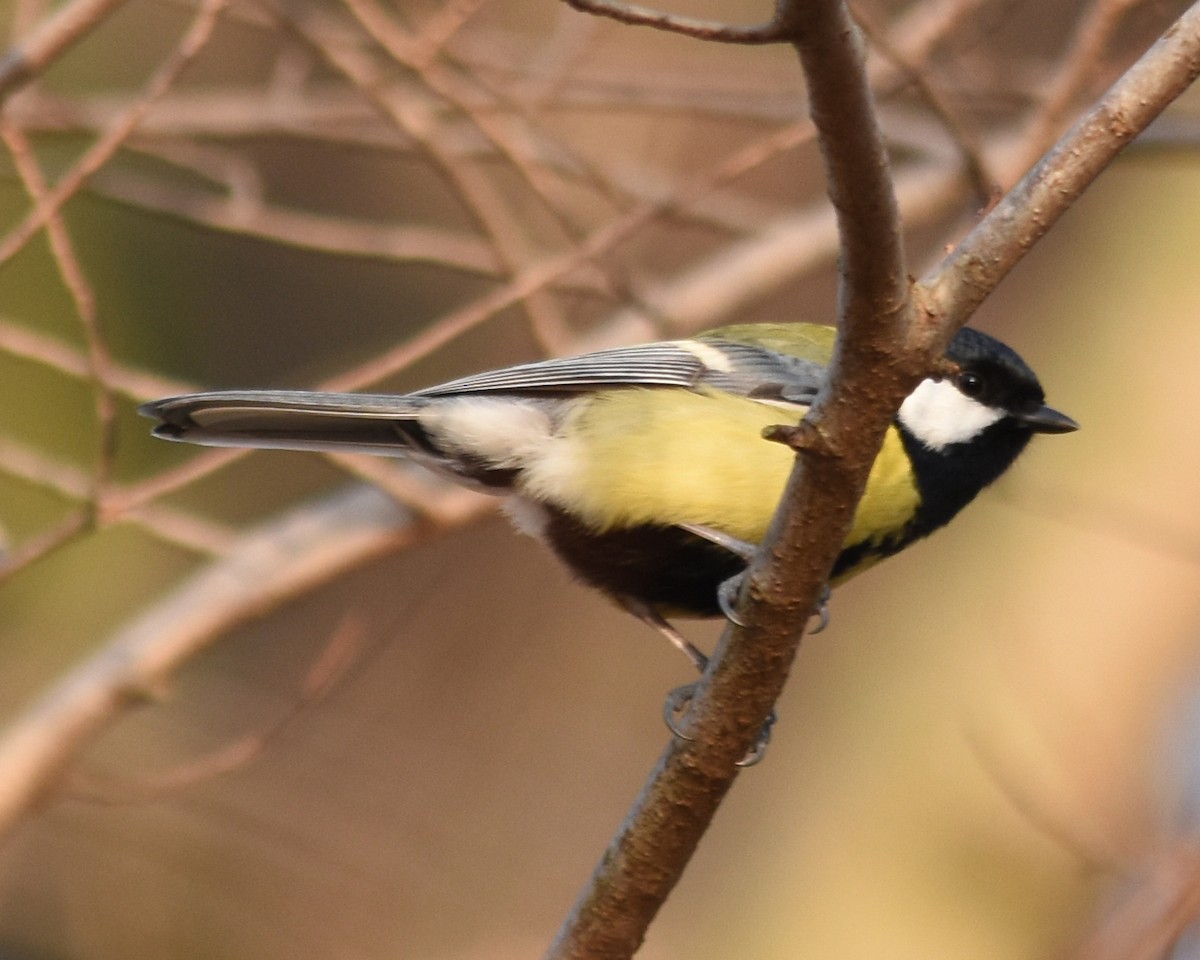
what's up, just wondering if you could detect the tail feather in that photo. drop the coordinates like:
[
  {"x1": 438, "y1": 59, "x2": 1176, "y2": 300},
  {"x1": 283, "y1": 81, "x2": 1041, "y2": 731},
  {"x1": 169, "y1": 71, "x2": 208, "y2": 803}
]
[{"x1": 140, "y1": 390, "x2": 430, "y2": 456}]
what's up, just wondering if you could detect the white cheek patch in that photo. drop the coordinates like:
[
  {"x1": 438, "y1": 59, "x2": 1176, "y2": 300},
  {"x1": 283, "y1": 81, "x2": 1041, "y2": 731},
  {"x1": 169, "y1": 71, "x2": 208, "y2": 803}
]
[
  {"x1": 420, "y1": 398, "x2": 554, "y2": 468},
  {"x1": 898, "y1": 378, "x2": 1005, "y2": 451}
]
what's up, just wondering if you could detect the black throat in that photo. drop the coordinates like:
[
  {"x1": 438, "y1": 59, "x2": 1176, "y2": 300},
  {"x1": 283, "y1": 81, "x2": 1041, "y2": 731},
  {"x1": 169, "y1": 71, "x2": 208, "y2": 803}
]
[{"x1": 898, "y1": 418, "x2": 1034, "y2": 540}]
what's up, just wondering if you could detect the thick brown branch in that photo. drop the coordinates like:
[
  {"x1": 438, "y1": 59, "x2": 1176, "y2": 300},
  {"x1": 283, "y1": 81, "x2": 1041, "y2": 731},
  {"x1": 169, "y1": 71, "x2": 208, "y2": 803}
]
[{"x1": 547, "y1": 1, "x2": 913, "y2": 958}]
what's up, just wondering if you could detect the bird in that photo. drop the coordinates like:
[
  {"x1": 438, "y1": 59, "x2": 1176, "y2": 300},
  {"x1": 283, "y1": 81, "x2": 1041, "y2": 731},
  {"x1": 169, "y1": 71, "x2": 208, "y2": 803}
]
[{"x1": 141, "y1": 323, "x2": 1077, "y2": 669}]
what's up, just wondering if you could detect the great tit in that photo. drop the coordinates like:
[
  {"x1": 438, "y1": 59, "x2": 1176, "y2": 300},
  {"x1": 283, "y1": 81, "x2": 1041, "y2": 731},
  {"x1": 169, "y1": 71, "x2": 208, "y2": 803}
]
[{"x1": 141, "y1": 323, "x2": 1077, "y2": 661}]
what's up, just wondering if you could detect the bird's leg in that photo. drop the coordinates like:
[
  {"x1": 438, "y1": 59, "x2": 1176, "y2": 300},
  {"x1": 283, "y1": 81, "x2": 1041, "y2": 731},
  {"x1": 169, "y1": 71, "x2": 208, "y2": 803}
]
[
  {"x1": 677, "y1": 522, "x2": 757, "y2": 561},
  {"x1": 618, "y1": 595, "x2": 708, "y2": 673},
  {"x1": 717, "y1": 571, "x2": 748, "y2": 627},
  {"x1": 661, "y1": 682, "x2": 774, "y2": 767},
  {"x1": 617, "y1": 596, "x2": 715, "y2": 751},
  {"x1": 678, "y1": 522, "x2": 756, "y2": 627},
  {"x1": 680, "y1": 523, "x2": 833, "y2": 634},
  {"x1": 668, "y1": 524, "x2": 833, "y2": 765}
]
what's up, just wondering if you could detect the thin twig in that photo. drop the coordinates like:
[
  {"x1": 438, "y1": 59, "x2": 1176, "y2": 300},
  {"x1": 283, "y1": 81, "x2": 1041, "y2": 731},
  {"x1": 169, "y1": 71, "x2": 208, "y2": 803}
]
[
  {"x1": 68, "y1": 615, "x2": 367, "y2": 803},
  {"x1": 0, "y1": 437, "x2": 237, "y2": 556},
  {"x1": 0, "y1": 0, "x2": 129, "y2": 99},
  {"x1": 917, "y1": 0, "x2": 1200, "y2": 328},
  {"x1": 561, "y1": 0, "x2": 782, "y2": 43},
  {"x1": 0, "y1": 0, "x2": 228, "y2": 268},
  {"x1": 0, "y1": 485, "x2": 488, "y2": 841},
  {"x1": 0, "y1": 315, "x2": 189, "y2": 402},
  {"x1": 318, "y1": 118, "x2": 816, "y2": 392},
  {"x1": 0, "y1": 116, "x2": 117, "y2": 528},
  {"x1": 852, "y1": 0, "x2": 995, "y2": 204},
  {"x1": 94, "y1": 161, "x2": 506, "y2": 276},
  {"x1": 0, "y1": 509, "x2": 91, "y2": 586},
  {"x1": 1022, "y1": 0, "x2": 1152, "y2": 167},
  {"x1": 340, "y1": 0, "x2": 579, "y2": 349}
]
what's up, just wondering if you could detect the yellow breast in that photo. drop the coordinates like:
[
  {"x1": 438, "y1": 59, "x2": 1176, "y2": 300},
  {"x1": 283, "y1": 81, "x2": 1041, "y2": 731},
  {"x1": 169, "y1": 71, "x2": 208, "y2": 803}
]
[{"x1": 519, "y1": 388, "x2": 920, "y2": 557}]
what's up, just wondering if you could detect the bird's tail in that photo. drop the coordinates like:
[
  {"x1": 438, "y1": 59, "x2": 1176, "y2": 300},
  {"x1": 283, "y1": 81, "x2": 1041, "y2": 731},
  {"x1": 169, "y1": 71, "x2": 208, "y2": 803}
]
[{"x1": 140, "y1": 390, "x2": 432, "y2": 457}]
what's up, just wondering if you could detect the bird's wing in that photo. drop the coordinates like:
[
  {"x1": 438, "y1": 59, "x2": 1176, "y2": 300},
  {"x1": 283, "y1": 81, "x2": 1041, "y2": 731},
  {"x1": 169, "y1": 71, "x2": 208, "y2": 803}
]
[
  {"x1": 140, "y1": 338, "x2": 828, "y2": 455},
  {"x1": 412, "y1": 339, "x2": 826, "y2": 405}
]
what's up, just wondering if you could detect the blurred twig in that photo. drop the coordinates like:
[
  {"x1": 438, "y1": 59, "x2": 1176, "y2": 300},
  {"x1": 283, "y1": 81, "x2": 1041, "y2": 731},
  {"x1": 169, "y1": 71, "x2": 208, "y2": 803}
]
[
  {"x1": 1065, "y1": 842, "x2": 1200, "y2": 960},
  {"x1": 918, "y1": 0, "x2": 1200, "y2": 325},
  {"x1": 0, "y1": 485, "x2": 488, "y2": 840},
  {"x1": 0, "y1": 0, "x2": 227, "y2": 268},
  {"x1": 0, "y1": 116, "x2": 116, "y2": 533},
  {"x1": 0, "y1": 437, "x2": 236, "y2": 557},
  {"x1": 68, "y1": 614, "x2": 367, "y2": 803},
  {"x1": 0, "y1": 0, "x2": 129, "y2": 99}
]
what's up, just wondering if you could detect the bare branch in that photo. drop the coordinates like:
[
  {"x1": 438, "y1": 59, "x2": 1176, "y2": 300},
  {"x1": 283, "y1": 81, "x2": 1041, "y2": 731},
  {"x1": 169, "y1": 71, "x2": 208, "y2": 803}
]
[
  {"x1": 0, "y1": 485, "x2": 490, "y2": 840},
  {"x1": 68, "y1": 615, "x2": 367, "y2": 803},
  {"x1": 0, "y1": 315, "x2": 188, "y2": 402},
  {"x1": 0, "y1": 116, "x2": 117, "y2": 527},
  {"x1": 320, "y1": 119, "x2": 821, "y2": 391},
  {"x1": 560, "y1": 0, "x2": 782, "y2": 43},
  {"x1": 0, "y1": 0, "x2": 228, "y2": 268},
  {"x1": 547, "y1": 3, "x2": 1200, "y2": 958},
  {"x1": 918, "y1": 0, "x2": 1200, "y2": 328},
  {"x1": 0, "y1": 510, "x2": 91, "y2": 587},
  {"x1": 853, "y1": 1, "x2": 994, "y2": 204},
  {"x1": 0, "y1": 0, "x2": 129, "y2": 99},
  {"x1": 0, "y1": 437, "x2": 236, "y2": 556},
  {"x1": 547, "y1": 0, "x2": 913, "y2": 955}
]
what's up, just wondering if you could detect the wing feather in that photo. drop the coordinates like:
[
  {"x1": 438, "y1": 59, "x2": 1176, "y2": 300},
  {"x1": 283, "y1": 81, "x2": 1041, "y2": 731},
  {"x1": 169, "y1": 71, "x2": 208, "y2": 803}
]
[{"x1": 412, "y1": 339, "x2": 826, "y2": 405}]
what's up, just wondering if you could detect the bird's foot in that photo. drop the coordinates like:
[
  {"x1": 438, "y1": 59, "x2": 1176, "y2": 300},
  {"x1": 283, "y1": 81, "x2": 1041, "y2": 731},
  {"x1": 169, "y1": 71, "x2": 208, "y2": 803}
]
[
  {"x1": 717, "y1": 571, "x2": 747, "y2": 627},
  {"x1": 663, "y1": 682, "x2": 775, "y2": 767}
]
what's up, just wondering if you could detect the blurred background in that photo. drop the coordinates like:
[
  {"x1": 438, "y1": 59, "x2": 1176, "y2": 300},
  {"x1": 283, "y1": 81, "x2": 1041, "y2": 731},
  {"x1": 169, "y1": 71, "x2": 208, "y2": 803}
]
[{"x1": 0, "y1": 0, "x2": 1198, "y2": 957}]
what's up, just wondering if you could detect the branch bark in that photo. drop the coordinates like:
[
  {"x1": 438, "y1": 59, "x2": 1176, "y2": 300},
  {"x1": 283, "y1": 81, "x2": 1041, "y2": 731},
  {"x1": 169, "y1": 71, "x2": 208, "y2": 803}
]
[{"x1": 547, "y1": 0, "x2": 915, "y2": 957}]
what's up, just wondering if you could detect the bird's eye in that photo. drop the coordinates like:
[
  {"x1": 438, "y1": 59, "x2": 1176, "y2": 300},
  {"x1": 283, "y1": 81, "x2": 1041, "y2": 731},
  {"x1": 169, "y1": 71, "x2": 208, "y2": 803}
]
[{"x1": 957, "y1": 372, "x2": 985, "y2": 399}]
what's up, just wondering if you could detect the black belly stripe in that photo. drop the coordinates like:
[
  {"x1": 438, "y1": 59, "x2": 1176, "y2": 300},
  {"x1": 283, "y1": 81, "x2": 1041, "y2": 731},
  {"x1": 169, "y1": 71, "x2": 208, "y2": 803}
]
[{"x1": 542, "y1": 508, "x2": 744, "y2": 617}]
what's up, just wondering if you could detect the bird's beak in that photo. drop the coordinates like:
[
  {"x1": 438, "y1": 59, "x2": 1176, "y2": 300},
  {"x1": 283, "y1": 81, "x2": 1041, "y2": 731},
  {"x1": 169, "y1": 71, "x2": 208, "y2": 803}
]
[{"x1": 1017, "y1": 404, "x2": 1079, "y2": 434}]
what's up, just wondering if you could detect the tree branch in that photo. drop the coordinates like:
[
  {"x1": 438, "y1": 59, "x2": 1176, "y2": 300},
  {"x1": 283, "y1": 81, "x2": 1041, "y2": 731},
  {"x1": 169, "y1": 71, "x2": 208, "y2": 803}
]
[
  {"x1": 560, "y1": 0, "x2": 782, "y2": 43},
  {"x1": 918, "y1": 0, "x2": 1200, "y2": 328},
  {"x1": 0, "y1": 485, "x2": 487, "y2": 840},
  {"x1": 0, "y1": 0, "x2": 129, "y2": 100},
  {"x1": 547, "y1": 0, "x2": 914, "y2": 957}
]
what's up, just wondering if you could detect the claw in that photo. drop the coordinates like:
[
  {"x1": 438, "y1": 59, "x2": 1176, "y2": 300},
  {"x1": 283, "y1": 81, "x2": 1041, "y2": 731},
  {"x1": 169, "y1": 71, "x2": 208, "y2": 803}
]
[
  {"x1": 736, "y1": 711, "x2": 775, "y2": 767},
  {"x1": 663, "y1": 683, "x2": 698, "y2": 740},
  {"x1": 808, "y1": 584, "x2": 832, "y2": 634},
  {"x1": 662, "y1": 682, "x2": 777, "y2": 766},
  {"x1": 717, "y1": 571, "x2": 748, "y2": 627}
]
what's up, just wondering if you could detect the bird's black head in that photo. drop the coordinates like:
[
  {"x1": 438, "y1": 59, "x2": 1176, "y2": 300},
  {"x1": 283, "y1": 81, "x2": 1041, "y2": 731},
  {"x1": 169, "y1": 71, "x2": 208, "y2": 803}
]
[
  {"x1": 899, "y1": 327, "x2": 1078, "y2": 452},
  {"x1": 895, "y1": 326, "x2": 1078, "y2": 535}
]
